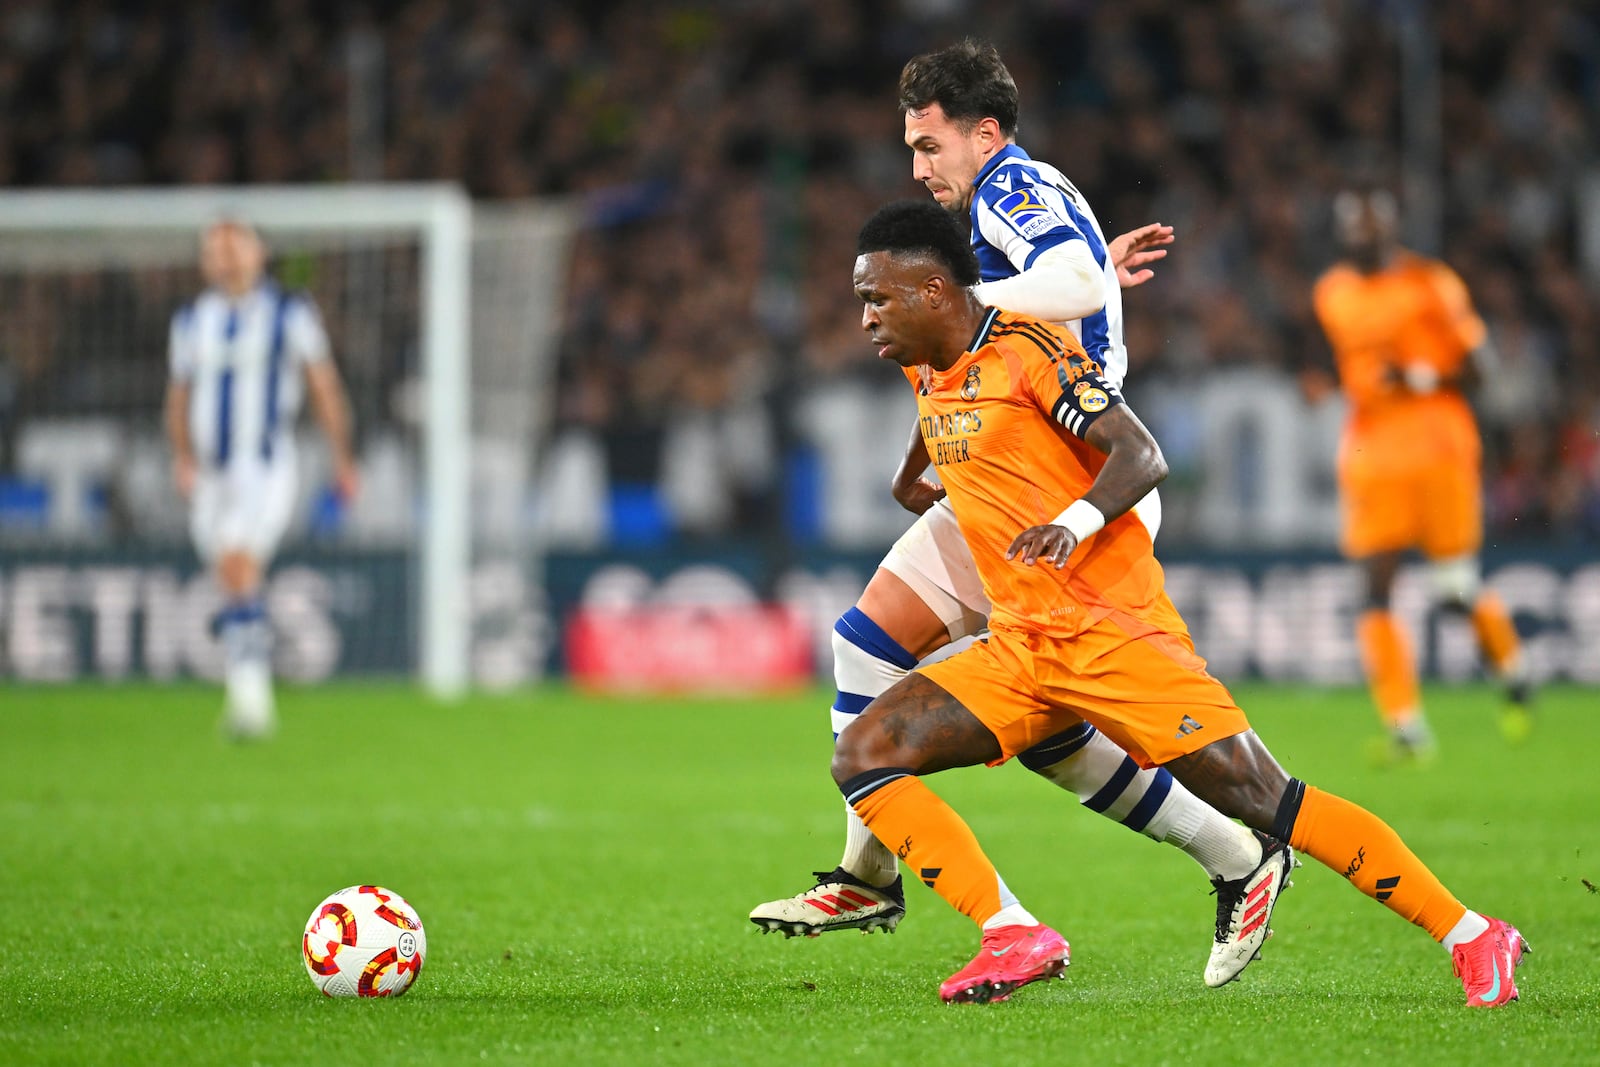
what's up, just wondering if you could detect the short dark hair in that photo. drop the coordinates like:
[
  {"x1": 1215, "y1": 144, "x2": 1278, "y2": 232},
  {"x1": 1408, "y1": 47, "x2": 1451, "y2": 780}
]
[
  {"x1": 857, "y1": 200, "x2": 981, "y2": 287},
  {"x1": 898, "y1": 38, "x2": 1019, "y2": 138}
]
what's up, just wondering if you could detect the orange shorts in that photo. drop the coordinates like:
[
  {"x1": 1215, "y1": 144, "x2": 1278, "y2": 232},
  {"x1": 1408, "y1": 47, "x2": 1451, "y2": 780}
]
[
  {"x1": 915, "y1": 614, "x2": 1250, "y2": 768},
  {"x1": 1340, "y1": 458, "x2": 1481, "y2": 559}
]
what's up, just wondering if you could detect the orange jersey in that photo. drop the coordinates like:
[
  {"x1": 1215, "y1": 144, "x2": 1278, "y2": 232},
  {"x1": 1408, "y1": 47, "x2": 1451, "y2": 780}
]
[
  {"x1": 1312, "y1": 250, "x2": 1485, "y2": 470},
  {"x1": 903, "y1": 308, "x2": 1172, "y2": 640}
]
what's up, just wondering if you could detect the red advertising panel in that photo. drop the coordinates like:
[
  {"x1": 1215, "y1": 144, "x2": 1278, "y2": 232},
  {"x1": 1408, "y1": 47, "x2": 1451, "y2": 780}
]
[{"x1": 565, "y1": 604, "x2": 814, "y2": 693}]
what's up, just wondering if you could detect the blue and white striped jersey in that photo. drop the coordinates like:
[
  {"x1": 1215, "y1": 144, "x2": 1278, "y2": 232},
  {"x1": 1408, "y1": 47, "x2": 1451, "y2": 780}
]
[
  {"x1": 969, "y1": 144, "x2": 1126, "y2": 386},
  {"x1": 168, "y1": 281, "x2": 329, "y2": 471}
]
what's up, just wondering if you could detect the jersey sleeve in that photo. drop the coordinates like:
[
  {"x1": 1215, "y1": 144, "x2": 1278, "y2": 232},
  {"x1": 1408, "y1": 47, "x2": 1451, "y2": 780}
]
[
  {"x1": 1012, "y1": 331, "x2": 1126, "y2": 440},
  {"x1": 286, "y1": 295, "x2": 331, "y2": 365},
  {"x1": 168, "y1": 305, "x2": 196, "y2": 382},
  {"x1": 972, "y1": 165, "x2": 1092, "y2": 274},
  {"x1": 1313, "y1": 270, "x2": 1389, "y2": 408},
  {"x1": 1425, "y1": 262, "x2": 1487, "y2": 353}
]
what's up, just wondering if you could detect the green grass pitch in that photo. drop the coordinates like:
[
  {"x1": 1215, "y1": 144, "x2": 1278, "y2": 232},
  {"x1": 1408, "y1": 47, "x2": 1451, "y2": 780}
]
[{"x1": 1, "y1": 681, "x2": 1597, "y2": 1065}]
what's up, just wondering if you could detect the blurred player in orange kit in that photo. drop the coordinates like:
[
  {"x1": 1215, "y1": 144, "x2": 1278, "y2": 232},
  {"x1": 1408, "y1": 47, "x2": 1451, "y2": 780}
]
[
  {"x1": 1312, "y1": 188, "x2": 1532, "y2": 762},
  {"x1": 835, "y1": 197, "x2": 1526, "y2": 1008}
]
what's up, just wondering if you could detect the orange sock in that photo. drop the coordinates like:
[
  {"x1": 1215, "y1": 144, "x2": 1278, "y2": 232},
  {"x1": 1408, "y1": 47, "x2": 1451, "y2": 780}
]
[
  {"x1": 1356, "y1": 609, "x2": 1420, "y2": 727},
  {"x1": 1471, "y1": 591, "x2": 1521, "y2": 676},
  {"x1": 850, "y1": 775, "x2": 1003, "y2": 926},
  {"x1": 1285, "y1": 784, "x2": 1466, "y2": 941}
]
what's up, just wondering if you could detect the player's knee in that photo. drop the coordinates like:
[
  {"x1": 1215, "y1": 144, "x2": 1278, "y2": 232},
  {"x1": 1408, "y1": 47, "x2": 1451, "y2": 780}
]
[
  {"x1": 216, "y1": 551, "x2": 262, "y2": 598},
  {"x1": 830, "y1": 716, "x2": 901, "y2": 785},
  {"x1": 830, "y1": 731, "x2": 867, "y2": 786},
  {"x1": 1362, "y1": 563, "x2": 1398, "y2": 611}
]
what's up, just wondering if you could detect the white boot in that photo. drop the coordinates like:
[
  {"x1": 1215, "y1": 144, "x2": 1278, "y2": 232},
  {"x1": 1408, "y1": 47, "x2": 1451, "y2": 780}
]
[{"x1": 224, "y1": 658, "x2": 276, "y2": 740}]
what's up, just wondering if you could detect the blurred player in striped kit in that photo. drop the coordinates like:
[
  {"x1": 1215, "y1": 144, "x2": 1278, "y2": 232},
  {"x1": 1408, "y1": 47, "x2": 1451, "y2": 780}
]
[
  {"x1": 751, "y1": 40, "x2": 1294, "y2": 990},
  {"x1": 164, "y1": 219, "x2": 357, "y2": 739}
]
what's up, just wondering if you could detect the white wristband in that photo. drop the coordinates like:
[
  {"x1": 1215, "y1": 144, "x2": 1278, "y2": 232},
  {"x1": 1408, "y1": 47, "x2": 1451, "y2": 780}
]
[
  {"x1": 1051, "y1": 499, "x2": 1106, "y2": 542},
  {"x1": 1403, "y1": 362, "x2": 1440, "y2": 394}
]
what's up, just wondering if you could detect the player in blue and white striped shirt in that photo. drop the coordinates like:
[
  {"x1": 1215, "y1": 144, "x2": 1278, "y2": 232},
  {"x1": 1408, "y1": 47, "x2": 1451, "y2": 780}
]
[
  {"x1": 164, "y1": 219, "x2": 357, "y2": 738},
  {"x1": 751, "y1": 41, "x2": 1295, "y2": 990}
]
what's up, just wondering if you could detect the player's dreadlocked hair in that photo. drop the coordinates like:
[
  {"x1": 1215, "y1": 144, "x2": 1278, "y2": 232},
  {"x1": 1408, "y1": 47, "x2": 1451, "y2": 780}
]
[
  {"x1": 856, "y1": 200, "x2": 981, "y2": 288},
  {"x1": 898, "y1": 38, "x2": 1019, "y2": 138}
]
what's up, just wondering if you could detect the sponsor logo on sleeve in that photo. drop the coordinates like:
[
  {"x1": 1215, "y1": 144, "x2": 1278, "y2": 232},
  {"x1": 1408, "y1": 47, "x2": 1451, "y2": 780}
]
[{"x1": 994, "y1": 187, "x2": 1068, "y2": 241}]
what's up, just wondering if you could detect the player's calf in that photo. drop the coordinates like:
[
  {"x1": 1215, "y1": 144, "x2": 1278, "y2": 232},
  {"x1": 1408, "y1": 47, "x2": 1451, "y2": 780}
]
[
  {"x1": 1021, "y1": 724, "x2": 1262, "y2": 880},
  {"x1": 1024, "y1": 723, "x2": 1288, "y2": 985}
]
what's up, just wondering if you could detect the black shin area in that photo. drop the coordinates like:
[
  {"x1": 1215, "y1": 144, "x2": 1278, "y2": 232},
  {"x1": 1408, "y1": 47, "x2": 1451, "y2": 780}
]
[{"x1": 1270, "y1": 777, "x2": 1307, "y2": 844}]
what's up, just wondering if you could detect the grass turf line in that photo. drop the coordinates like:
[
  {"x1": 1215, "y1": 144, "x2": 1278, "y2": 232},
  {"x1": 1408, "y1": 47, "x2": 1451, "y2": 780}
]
[{"x1": 0, "y1": 682, "x2": 1596, "y2": 1066}]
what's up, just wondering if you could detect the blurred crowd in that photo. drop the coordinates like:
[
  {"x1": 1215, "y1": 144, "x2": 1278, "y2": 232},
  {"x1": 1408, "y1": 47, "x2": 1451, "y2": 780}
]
[{"x1": 4, "y1": 0, "x2": 1599, "y2": 543}]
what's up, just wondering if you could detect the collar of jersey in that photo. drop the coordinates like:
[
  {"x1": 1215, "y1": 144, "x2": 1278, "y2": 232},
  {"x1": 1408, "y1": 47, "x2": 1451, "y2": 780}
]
[
  {"x1": 924, "y1": 309, "x2": 1000, "y2": 389},
  {"x1": 964, "y1": 306, "x2": 1002, "y2": 355},
  {"x1": 207, "y1": 279, "x2": 277, "y2": 306},
  {"x1": 973, "y1": 143, "x2": 1033, "y2": 192}
]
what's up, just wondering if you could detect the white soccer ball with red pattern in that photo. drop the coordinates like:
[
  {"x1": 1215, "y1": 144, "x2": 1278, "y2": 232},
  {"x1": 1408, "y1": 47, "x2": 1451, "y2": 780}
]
[{"x1": 301, "y1": 885, "x2": 426, "y2": 997}]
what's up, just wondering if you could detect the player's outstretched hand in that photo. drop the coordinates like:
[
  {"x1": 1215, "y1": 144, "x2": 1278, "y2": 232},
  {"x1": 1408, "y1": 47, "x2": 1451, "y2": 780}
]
[
  {"x1": 1006, "y1": 524, "x2": 1080, "y2": 569},
  {"x1": 892, "y1": 475, "x2": 947, "y2": 515},
  {"x1": 1108, "y1": 223, "x2": 1174, "y2": 289}
]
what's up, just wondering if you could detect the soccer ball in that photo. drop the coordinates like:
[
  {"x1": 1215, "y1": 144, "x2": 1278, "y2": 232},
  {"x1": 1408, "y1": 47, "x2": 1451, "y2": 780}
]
[{"x1": 301, "y1": 885, "x2": 426, "y2": 997}]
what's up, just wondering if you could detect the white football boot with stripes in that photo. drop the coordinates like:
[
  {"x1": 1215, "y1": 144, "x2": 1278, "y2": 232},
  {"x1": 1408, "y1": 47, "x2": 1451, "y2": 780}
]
[
  {"x1": 749, "y1": 868, "x2": 905, "y2": 937},
  {"x1": 1205, "y1": 831, "x2": 1298, "y2": 987}
]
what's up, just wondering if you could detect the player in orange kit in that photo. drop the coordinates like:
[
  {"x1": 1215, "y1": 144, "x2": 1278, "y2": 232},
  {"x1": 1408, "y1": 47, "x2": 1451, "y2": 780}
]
[
  {"x1": 836, "y1": 197, "x2": 1526, "y2": 1008},
  {"x1": 1312, "y1": 188, "x2": 1531, "y2": 761}
]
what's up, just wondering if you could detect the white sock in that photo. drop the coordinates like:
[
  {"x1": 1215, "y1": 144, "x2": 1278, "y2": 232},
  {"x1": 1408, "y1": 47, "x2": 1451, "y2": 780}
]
[
  {"x1": 981, "y1": 874, "x2": 1039, "y2": 929},
  {"x1": 1025, "y1": 726, "x2": 1262, "y2": 881},
  {"x1": 1148, "y1": 780, "x2": 1262, "y2": 882},
  {"x1": 1394, "y1": 715, "x2": 1434, "y2": 747},
  {"x1": 1441, "y1": 910, "x2": 1491, "y2": 952},
  {"x1": 840, "y1": 801, "x2": 900, "y2": 887},
  {"x1": 221, "y1": 602, "x2": 275, "y2": 735},
  {"x1": 982, "y1": 905, "x2": 1041, "y2": 930},
  {"x1": 224, "y1": 658, "x2": 275, "y2": 735}
]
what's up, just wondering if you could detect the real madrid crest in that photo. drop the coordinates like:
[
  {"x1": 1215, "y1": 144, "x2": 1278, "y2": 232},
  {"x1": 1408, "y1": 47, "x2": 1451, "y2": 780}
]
[{"x1": 961, "y1": 364, "x2": 982, "y2": 401}]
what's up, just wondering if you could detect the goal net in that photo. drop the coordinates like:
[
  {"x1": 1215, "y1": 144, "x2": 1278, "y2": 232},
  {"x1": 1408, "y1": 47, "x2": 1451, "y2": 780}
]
[{"x1": 0, "y1": 185, "x2": 575, "y2": 696}]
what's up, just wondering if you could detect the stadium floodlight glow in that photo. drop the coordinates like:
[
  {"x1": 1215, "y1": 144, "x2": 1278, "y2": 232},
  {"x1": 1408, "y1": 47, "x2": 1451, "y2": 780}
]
[{"x1": 0, "y1": 184, "x2": 473, "y2": 699}]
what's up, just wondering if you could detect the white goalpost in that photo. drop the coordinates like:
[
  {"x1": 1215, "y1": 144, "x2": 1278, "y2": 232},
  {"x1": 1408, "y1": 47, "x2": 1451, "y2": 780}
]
[{"x1": 0, "y1": 183, "x2": 497, "y2": 699}]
